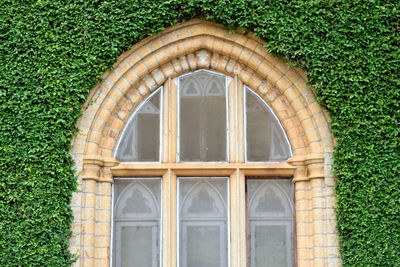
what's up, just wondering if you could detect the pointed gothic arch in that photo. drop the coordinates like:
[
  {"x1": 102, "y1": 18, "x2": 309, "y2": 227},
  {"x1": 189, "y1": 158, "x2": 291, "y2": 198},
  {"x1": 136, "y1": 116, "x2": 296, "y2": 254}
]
[
  {"x1": 115, "y1": 180, "x2": 160, "y2": 219},
  {"x1": 180, "y1": 180, "x2": 227, "y2": 217},
  {"x1": 70, "y1": 19, "x2": 339, "y2": 267}
]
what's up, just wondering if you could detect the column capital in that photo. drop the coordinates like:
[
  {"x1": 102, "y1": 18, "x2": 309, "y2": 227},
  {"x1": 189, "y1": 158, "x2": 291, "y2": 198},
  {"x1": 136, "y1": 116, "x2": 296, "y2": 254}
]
[
  {"x1": 82, "y1": 155, "x2": 119, "y2": 182},
  {"x1": 288, "y1": 154, "x2": 325, "y2": 183}
]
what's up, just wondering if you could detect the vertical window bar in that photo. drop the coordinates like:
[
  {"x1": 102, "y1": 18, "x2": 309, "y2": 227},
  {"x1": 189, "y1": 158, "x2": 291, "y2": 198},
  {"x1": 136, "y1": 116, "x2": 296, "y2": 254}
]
[
  {"x1": 110, "y1": 182, "x2": 115, "y2": 267},
  {"x1": 243, "y1": 86, "x2": 247, "y2": 163},
  {"x1": 226, "y1": 76, "x2": 232, "y2": 163},
  {"x1": 176, "y1": 77, "x2": 180, "y2": 162},
  {"x1": 159, "y1": 87, "x2": 164, "y2": 163},
  {"x1": 159, "y1": 180, "x2": 163, "y2": 267},
  {"x1": 227, "y1": 177, "x2": 231, "y2": 267},
  {"x1": 176, "y1": 177, "x2": 180, "y2": 267}
]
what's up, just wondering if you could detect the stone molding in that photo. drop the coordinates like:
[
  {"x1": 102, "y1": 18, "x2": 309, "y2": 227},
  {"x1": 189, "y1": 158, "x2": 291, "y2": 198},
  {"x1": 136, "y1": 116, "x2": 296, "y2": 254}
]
[
  {"x1": 288, "y1": 154, "x2": 325, "y2": 183},
  {"x1": 82, "y1": 155, "x2": 119, "y2": 183}
]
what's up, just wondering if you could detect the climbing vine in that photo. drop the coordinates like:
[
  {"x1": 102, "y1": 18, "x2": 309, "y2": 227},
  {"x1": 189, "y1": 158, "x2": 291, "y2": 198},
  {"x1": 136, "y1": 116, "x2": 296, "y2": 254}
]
[{"x1": 0, "y1": 0, "x2": 399, "y2": 266}]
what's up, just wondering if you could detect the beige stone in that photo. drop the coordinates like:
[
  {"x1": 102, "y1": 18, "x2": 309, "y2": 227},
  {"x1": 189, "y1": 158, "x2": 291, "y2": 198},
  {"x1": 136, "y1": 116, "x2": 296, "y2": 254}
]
[
  {"x1": 187, "y1": 53, "x2": 197, "y2": 70},
  {"x1": 153, "y1": 49, "x2": 169, "y2": 67},
  {"x1": 161, "y1": 62, "x2": 175, "y2": 78},
  {"x1": 297, "y1": 236, "x2": 314, "y2": 248},
  {"x1": 292, "y1": 96, "x2": 308, "y2": 113},
  {"x1": 97, "y1": 196, "x2": 111, "y2": 210},
  {"x1": 230, "y1": 44, "x2": 243, "y2": 62},
  {"x1": 297, "y1": 221, "x2": 313, "y2": 237},
  {"x1": 83, "y1": 247, "x2": 95, "y2": 259},
  {"x1": 96, "y1": 209, "x2": 111, "y2": 223},
  {"x1": 82, "y1": 233, "x2": 95, "y2": 247},
  {"x1": 93, "y1": 258, "x2": 109, "y2": 267},
  {"x1": 97, "y1": 183, "x2": 111, "y2": 196},
  {"x1": 297, "y1": 247, "x2": 313, "y2": 259}
]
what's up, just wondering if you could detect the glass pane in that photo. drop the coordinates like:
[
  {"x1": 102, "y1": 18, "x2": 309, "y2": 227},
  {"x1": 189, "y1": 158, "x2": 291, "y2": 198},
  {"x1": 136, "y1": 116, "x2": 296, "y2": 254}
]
[
  {"x1": 253, "y1": 225, "x2": 289, "y2": 267},
  {"x1": 113, "y1": 178, "x2": 161, "y2": 267},
  {"x1": 119, "y1": 224, "x2": 158, "y2": 267},
  {"x1": 179, "y1": 71, "x2": 227, "y2": 161},
  {"x1": 245, "y1": 87, "x2": 291, "y2": 162},
  {"x1": 247, "y1": 179, "x2": 293, "y2": 267},
  {"x1": 115, "y1": 88, "x2": 161, "y2": 162},
  {"x1": 179, "y1": 178, "x2": 228, "y2": 267},
  {"x1": 186, "y1": 225, "x2": 221, "y2": 267}
]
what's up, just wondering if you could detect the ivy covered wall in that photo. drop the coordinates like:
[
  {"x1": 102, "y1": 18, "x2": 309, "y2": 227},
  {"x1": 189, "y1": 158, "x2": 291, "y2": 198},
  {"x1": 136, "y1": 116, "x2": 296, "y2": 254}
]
[{"x1": 0, "y1": 1, "x2": 399, "y2": 266}]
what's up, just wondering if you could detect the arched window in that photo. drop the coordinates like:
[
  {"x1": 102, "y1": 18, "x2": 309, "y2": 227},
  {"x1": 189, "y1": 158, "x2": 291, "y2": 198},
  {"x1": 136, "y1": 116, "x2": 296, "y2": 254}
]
[
  {"x1": 112, "y1": 70, "x2": 294, "y2": 267},
  {"x1": 73, "y1": 20, "x2": 337, "y2": 267}
]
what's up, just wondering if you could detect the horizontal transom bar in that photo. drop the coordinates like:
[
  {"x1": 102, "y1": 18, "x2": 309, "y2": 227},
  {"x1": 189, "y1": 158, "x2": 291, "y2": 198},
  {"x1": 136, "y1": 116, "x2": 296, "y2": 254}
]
[{"x1": 111, "y1": 162, "x2": 296, "y2": 177}]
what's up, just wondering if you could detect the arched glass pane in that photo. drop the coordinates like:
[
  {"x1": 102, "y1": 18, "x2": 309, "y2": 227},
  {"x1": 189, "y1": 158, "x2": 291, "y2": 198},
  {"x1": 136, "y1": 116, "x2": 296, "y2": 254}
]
[
  {"x1": 179, "y1": 70, "x2": 227, "y2": 162},
  {"x1": 114, "y1": 88, "x2": 162, "y2": 162},
  {"x1": 245, "y1": 86, "x2": 291, "y2": 162},
  {"x1": 247, "y1": 179, "x2": 293, "y2": 267},
  {"x1": 113, "y1": 178, "x2": 161, "y2": 267},
  {"x1": 179, "y1": 178, "x2": 228, "y2": 267}
]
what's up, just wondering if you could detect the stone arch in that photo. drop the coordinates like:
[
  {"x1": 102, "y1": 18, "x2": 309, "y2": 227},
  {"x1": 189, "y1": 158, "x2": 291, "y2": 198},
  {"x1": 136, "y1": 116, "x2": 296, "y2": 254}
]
[{"x1": 70, "y1": 19, "x2": 339, "y2": 266}]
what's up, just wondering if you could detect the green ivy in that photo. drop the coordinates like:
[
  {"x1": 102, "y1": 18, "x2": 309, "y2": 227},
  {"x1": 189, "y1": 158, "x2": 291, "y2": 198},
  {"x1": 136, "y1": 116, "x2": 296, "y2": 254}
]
[{"x1": 0, "y1": 0, "x2": 399, "y2": 266}]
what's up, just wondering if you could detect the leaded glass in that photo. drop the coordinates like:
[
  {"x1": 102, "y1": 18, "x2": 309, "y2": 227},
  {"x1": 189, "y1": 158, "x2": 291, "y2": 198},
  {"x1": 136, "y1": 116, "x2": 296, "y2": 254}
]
[
  {"x1": 113, "y1": 178, "x2": 161, "y2": 267},
  {"x1": 245, "y1": 87, "x2": 291, "y2": 162},
  {"x1": 179, "y1": 178, "x2": 228, "y2": 267},
  {"x1": 247, "y1": 179, "x2": 293, "y2": 267},
  {"x1": 179, "y1": 71, "x2": 228, "y2": 162},
  {"x1": 115, "y1": 88, "x2": 161, "y2": 162}
]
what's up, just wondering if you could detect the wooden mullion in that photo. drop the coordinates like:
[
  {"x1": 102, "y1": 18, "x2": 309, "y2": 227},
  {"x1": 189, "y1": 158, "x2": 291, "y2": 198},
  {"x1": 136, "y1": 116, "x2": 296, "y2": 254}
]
[
  {"x1": 162, "y1": 79, "x2": 170, "y2": 163},
  {"x1": 169, "y1": 78, "x2": 177, "y2": 163},
  {"x1": 237, "y1": 78, "x2": 245, "y2": 163},
  {"x1": 112, "y1": 162, "x2": 296, "y2": 177},
  {"x1": 162, "y1": 171, "x2": 177, "y2": 267},
  {"x1": 230, "y1": 169, "x2": 247, "y2": 267},
  {"x1": 228, "y1": 77, "x2": 237, "y2": 163}
]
